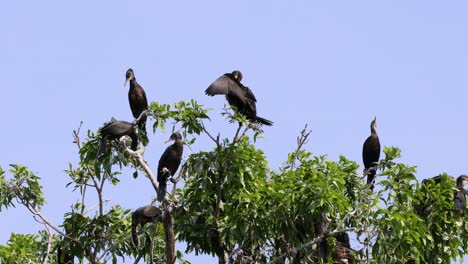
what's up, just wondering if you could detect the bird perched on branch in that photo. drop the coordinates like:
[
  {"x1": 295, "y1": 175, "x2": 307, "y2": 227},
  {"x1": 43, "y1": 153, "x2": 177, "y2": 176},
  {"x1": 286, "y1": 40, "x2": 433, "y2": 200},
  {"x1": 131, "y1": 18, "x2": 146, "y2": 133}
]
[
  {"x1": 205, "y1": 70, "x2": 273, "y2": 126},
  {"x1": 362, "y1": 117, "x2": 380, "y2": 190},
  {"x1": 132, "y1": 205, "x2": 162, "y2": 247},
  {"x1": 125, "y1": 68, "x2": 148, "y2": 134},
  {"x1": 157, "y1": 132, "x2": 183, "y2": 201},
  {"x1": 454, "y1": 175, "x2": 468, "y2": 211},
  {"x1": 96, "y1": 120, "x2": 138, "y2": 157},
  {"x1": 333, "y1": 232, "x2": 354, "y2": 264}
]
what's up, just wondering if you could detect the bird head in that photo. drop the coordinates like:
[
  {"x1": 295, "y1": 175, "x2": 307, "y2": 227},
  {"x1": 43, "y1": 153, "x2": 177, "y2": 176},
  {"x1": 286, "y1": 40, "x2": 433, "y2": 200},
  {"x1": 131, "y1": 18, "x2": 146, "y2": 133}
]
[
  {"x1": 232, "y1": 70, "x2": 243, "y2": 82},
  {"x1": 370, "y1": 116, "x2": 377, "y2": 131},
  {"x1": 165, "y1": 132, "x2": 182, "y2": 143},
  {"x1": 124, "y1": 68, "x2": 135, "y2": 86},
  {"x1": 457, "y1": 175, "x2": 468, "y2": 186}
]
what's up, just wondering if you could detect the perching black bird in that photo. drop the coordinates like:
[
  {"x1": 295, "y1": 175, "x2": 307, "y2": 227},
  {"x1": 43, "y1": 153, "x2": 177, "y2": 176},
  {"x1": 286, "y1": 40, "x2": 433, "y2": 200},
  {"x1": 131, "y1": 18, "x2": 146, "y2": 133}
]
[
  {"x1": 157, "y1": 132, "x2": 183, "y2": 201},
  {"x1": 96, "y1": 120, "x2": 138, "y2": 157},
  {"x1": 421, "y1": 175, "x2": 454, "y2": 185},
  {"x1": 131, "y1": 205, "x2": 162, "y2": 247},
  {"x1": 333, "y1": 232, "x2": 354, "y2": 264},
  {"x1": 125, "y1": 68, "x2": 148, "y2": 133},
  {"x1": 205, "y1": 70, "x2": 273, "y2": 126},
  {"x1": 362, "y1": 117, "x2": 381, "y2": 190},
  {"x1": 454, "y1": 175, "x2": 468, "y2": 211}
]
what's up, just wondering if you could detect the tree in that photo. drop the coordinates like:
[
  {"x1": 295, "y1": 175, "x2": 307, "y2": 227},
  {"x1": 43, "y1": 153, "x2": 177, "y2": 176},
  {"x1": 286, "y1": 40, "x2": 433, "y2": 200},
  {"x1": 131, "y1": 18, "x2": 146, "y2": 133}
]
[{"x1": 0, "y1": 99, "x2": 466, "y2": 264}]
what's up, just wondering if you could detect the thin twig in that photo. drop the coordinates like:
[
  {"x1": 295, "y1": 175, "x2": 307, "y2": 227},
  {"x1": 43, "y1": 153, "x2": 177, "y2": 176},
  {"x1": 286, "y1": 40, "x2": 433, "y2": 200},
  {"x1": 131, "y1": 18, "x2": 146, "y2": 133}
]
[
  {"x1": 42, "y1": 223, "x2": 53, "y2": 264},
  {"x1": 134, "y1": 110, "x2": 149, "y2": 125},
  {"x1": 202, "y1": 122, "x2": 220, "y2": 147},
  {"x1": 125, "y1": 148, "x2": 159, "y2": 194},
  {"x1": 72, "y1": 121, "x2": 83, "y2": 148},
  {"x1": 233, "y1": 123, "x2": 243, "y2": 143},
  {"x1": 290, "y1": 124, "x2": 312, "y2": 170},
  {"x1": 23, "y1": 201, "x2": 79, "y2": 243}
]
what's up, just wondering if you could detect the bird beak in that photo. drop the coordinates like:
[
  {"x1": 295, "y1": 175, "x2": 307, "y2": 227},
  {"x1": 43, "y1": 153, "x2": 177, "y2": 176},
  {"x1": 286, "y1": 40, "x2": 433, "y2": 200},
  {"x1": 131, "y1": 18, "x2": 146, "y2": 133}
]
[
  {"x1": 165, "y1": 138, "x2": 174, "y2": 144},
  {"x1": 124, "y1": 79, "x2": 129, "y2": 87}
]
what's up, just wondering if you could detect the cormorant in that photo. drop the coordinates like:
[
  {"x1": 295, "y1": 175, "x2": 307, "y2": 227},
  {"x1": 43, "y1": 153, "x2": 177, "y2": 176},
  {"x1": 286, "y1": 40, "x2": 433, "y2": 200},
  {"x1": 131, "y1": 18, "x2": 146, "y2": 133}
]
[
  {"x1": 454, "y1": 175, "x2": 468, "y2": 211},
  {"x1": 125, "y1": 68, "x2": 148, "y2": 133},
  {"x1": 421, "y1": 175, "x2": 454, "y2": 185},
  {"x1": 96, "y1": 120, "x2": 138, "y2": 157},
  {"x1": 205, "y1": 70, "x2": 273, "y2": 126},
  {"x1": 157, "y1": 132, "x2": 183, "y2": 201},
  {"x1": 333, "y1": 232, "x2": 354, "y2": 264},
  {"x1": 362, "y1": 117, "x2": 380, "y2": 190},
  {"x1": 132, "y1": 205, "x2": 162, "y2": 247}
]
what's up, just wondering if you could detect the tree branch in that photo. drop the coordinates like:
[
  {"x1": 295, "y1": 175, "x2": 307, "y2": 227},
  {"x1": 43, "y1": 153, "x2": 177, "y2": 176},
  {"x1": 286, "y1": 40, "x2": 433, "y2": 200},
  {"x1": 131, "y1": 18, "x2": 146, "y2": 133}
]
[
  {"x1": 41, "y1": 223, "x2": 53, "y2": 264},
  {"x1": 202, "y1": 122, "x2": 220, "y2": 147},
  {"x1": 290, "y1": 124, "x2": 311, "y2": 170},
  {"x1": 22, "y1": 201, "x2": 80, "y2": 243},
  {"x1": 125, "y1": 148, "x2": 159, "y2": 194},
  {"x1": 268, "y1": 228, "x2": 355, "y2": 264}
]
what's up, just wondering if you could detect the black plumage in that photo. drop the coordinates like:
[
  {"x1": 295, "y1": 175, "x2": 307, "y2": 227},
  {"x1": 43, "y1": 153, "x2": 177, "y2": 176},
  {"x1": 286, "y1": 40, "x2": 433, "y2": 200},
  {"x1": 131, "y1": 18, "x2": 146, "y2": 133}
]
[
  {"x1": 132, "y1": 205, "x2": 162, "y2": 247},
  {"x1": 205, "y1": 70, "x2": 273, "y2": 126},
  {"x1": 421, "y1": 175, "x2": 454, "y2": 185},
  {"x1": 362, "y1": 117, "x2": 380, "y2": 190},
  {"x1": 157, "y1": 132, "x2": 183, "y2": 201},
  {"x1": 333, "y1": 232, "x2": 354, "y2": 264},
  {"x1": 454, "y1": 175, "x2": 468, "y2": 211},
  {"x1": 125, "y1": 69, "x2": 148, "y2": 133},
  {"x1": 96, "y1": 120, "x2": 138, "y2": 157}
]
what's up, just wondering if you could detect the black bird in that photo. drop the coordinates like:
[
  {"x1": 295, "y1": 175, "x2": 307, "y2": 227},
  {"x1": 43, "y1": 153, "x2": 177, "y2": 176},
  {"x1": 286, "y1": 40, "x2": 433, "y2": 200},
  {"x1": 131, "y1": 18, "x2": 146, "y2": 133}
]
[
  {"x1": 421, "y1": 175, "x2": 454, "y2": 185},
  {"x1": 132, "y1": 205, "x2": 162, "y2": 247},
  {"x1": 96, "y1": 120, "x2": 138, "y2": 157},
  {"x1": 454, "y1": 175, "x2": 468, "y2": 211},
  {"x1": 125, "y1": 69, "x2": 148, "y2": 133},
  {"x1": 157, "y1": 132, "x2": 183, "y2": 201},
  {"x1": 205, "y1": 70, "x2": 273, "y2": 126},
  {"x1": 333, "y1": 232, "x2": 354, "y2": 264},
  {"x1": 362, "y1": 117, "x2": 381, "y2": 190}
]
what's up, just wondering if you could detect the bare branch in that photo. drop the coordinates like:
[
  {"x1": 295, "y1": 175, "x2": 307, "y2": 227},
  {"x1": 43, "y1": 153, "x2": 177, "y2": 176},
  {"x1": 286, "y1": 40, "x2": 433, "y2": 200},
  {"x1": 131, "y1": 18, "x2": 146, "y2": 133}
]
[
  {"x1": 72, "y1": 121, "x2": 83, "y2": 148},
  {"x1": 233, "y1": 123, "x2": 243, "y2": 143},
  {"x1": 290, "y1": 124, "x2": 312, "y2": 170},
  {"x1": 134, "y1": 110, "x2": 149, "y2": 125},
  {"x1": 125, "y1": 148, "x2": 159, "y2": 194},
  {"x1": 202, "y1": 122, "x2": 220, "y2": 147},
  {"x1": 41, "y1": 223, "x2": 53, "y2": 264},
  {"x1": 23, "y1": 201, "x2": 79, "y2": 243}
]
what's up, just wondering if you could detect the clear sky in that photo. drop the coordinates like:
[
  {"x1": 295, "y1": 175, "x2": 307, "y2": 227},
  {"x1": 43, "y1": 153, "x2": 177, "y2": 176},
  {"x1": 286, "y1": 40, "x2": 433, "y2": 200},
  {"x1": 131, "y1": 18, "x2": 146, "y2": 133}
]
[{"x1": 1, "y1": 1, "x2": 467, "y2": 263}]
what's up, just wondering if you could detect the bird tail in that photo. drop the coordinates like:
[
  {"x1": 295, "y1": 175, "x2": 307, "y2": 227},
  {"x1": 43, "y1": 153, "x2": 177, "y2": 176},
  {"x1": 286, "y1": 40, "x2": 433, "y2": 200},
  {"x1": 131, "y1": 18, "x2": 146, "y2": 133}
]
[
  {"x1": 96, "y1": 138, "x2": 107, "y2": 158},
  {"x1": 131, "y1": 216, "x2": 139, "y2": 247},
  {"x1": 366, "y1": 169, "x2": 376, "y2": 191},
  {"x1": 254, "y1": 116, "x2": 273, "y2": 126},
  {"x1": 157, "y1": 182, "x2": 167, "y2": 202}
]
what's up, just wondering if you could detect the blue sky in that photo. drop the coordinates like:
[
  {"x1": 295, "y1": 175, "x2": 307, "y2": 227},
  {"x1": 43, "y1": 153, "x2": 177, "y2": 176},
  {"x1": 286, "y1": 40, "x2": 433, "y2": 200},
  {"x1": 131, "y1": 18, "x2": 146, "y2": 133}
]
[{"x1": 1, "y1": 1, "x2": 467, "y2": 263}]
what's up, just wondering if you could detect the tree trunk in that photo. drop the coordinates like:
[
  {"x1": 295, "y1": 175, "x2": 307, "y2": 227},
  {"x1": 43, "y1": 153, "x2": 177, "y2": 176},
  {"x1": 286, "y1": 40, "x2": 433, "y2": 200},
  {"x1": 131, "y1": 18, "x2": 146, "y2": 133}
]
[{"x1": 163, "y1": 205, "x2": 175, "y2": 264}]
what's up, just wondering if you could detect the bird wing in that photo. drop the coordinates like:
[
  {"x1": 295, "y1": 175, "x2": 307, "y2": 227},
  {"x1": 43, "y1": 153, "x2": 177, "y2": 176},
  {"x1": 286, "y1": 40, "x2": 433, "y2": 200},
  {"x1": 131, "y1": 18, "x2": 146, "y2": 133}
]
[
  {"x1": 362, "y1": 136, "x2": 381, "y2": 169},
  {"x1": 157, "y1": 146, "x2": 173, "y2": 182},
  {"x1": 243, "y1": 86, "x2": 257, "y2": 114},
  {"x1": 205, "y1": 74, "x2": 246, "y2": 104},
  {"x1": 129, "y1": 85, "x2": 148, "y2": 119}
]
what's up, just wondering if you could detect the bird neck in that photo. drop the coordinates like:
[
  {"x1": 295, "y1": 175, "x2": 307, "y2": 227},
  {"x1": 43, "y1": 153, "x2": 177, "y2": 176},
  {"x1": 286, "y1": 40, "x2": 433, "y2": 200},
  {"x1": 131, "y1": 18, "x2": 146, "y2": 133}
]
[
  {"x1": 129, "y1": 79, "x2": 138, "y2": 89},
  {"x1": 371, "y1": 127, "x2": 378, "y2": 136}
]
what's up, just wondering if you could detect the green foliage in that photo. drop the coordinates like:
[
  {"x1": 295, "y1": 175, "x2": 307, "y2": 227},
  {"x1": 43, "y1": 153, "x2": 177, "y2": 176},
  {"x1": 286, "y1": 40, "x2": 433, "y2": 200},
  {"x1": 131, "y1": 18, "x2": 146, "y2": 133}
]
[
  {"x1": 0, "y1": 164, "x2": 45, "y2": 211},
  {"x1": 177, "y1": 137, "x2": 269, "y2": 259},
  {"x1": 0, "y1": 231, "x2": 56, "y2": 264}
]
